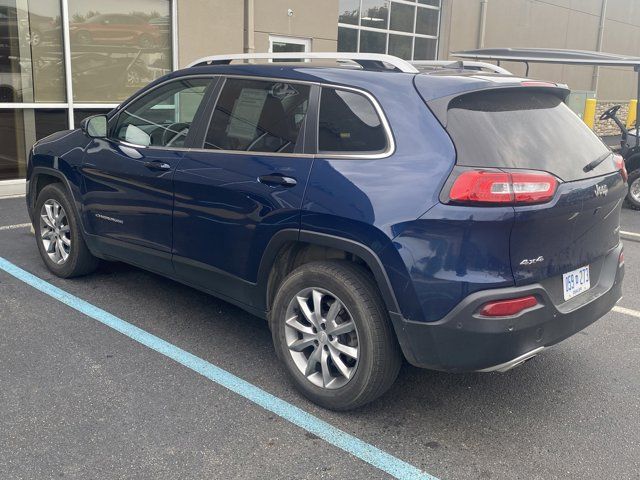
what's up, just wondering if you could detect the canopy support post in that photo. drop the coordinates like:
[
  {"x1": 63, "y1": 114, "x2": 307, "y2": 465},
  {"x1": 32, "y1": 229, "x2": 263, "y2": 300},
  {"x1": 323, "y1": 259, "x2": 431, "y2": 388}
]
[{"x1": 636, "y1": 66, "x2": 640, "y2": 148}]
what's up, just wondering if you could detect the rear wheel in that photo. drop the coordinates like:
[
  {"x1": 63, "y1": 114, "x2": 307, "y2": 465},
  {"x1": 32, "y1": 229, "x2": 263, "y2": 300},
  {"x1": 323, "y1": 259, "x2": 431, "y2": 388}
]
[
  {"x1": 34, "y1": 183, "x2": 99, "y2": 278},
  {"x1": 627, "y1": 169, "x2": 640, "y2": 210},
  {"x1": 270, "y1": 260, "x2": 401, "y2": 410}
]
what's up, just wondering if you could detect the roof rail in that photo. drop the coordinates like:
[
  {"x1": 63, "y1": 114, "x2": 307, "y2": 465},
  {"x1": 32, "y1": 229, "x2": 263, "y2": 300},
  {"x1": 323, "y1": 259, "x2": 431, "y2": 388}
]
[
  {"x1": 411, "y1": 60, "x2": 512, "y2": 75},
  {"x1": 186, "y1": 52, "x2": 420, "y2": 73}
]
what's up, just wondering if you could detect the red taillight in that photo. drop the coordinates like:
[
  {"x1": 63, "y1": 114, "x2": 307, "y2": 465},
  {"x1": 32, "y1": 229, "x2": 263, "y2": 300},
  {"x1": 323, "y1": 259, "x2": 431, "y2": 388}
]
[
  {"x1": 479, "y1": 295, "x2": 539, "y2": 317},
  {"x1": 448, "y1": 170, "x2": 558, "y2": 205},
  {"x1": 614, "y1": 154, "x2": 628, "y2": 182}
]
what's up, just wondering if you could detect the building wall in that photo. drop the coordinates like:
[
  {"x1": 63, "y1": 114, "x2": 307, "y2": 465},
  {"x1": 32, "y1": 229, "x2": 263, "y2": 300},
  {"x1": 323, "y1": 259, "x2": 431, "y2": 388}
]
[
  {"x1": 177, "y1": 0, "x2": 338, "y2": 68},
  {"x1": 439, "y1": 0, "x2": 640, "y2": 101}
]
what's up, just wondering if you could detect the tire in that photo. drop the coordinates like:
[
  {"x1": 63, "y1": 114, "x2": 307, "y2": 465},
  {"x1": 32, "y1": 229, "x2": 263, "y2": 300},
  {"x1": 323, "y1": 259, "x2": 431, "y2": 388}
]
[
  {"x1": 34, "y1": 183, "x2": 99, "y2": 278},
  {"x1": 626, "y1": 169, "x2": 640, "y2": 210},
  {"x1": 270, "y1": 260, "x2": 401, "y2": 410}
]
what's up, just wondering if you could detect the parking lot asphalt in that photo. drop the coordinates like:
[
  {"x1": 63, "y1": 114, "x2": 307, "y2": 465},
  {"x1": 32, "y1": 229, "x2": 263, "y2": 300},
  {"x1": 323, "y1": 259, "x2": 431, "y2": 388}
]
[{"x1": 1, "y1": 195, "x2": 639, "y2": 480}]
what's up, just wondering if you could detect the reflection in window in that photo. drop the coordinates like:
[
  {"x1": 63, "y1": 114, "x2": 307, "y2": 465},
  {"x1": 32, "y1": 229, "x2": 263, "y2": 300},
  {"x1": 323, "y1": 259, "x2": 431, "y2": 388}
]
[
  {"x1": 390, "y1": 3, "x2": 415, "y2": 33},
  {"x1": 0, "y1": 2, "x2": 65, "y2": 102},
  {"x1": 359, "y1": 30, "x2": 386, "y2": 54},
  {"x1": 68, "y1": 0, "x2": 172, "y2": 103},
  {"x1": 338, "y1": 27, "x2": 357, "y2": 53},
  {"x1": 337, "y1": 0, "x2": 440, "y2": 61},
  {"x1": 114, "y1": 78, "x2": 211, "y2": 148},
  {"x1": 416, "y1": 7, "x2": 439, "y2": 36},
  {"x1": 204, "y1": 79, "x2": 310, "y2": 154},
  {"x1": 319, "y1": 88, "x2": 386, "y2": 153},
  {"x1": 414, "y1": 37, "x2": 437, "y2": 60},
  {"x1": 388, "y1": 34, "x2": 412, "y2": 60},
  {"x1": 0, "y1": 109, "x2": 67, "y2": 180},
  {"x1": 361, "y1": 0, "x2": 388, "y2": 28},
  {"x1": 338, "y1": 0, "x2": 360, "y2": 25}
]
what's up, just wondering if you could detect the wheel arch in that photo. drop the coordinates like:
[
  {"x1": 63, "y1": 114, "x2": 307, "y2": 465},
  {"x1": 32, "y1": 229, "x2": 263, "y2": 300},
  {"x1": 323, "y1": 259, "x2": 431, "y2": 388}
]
[{"x1": 258, "y1": 230, "x2": 401, "y2": 316}]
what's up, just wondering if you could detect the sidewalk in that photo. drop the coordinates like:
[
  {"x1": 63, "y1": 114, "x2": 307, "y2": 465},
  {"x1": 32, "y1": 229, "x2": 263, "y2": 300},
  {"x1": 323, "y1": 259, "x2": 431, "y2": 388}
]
[{"x1": 0, "y1": 179, "x2": 26, "y2": 198}]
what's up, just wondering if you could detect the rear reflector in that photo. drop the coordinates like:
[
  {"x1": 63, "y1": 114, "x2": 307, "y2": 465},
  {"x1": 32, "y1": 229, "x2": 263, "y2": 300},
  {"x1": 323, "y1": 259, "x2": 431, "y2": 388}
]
[
  {"x1": 448, "y1": 170, "x2": 558, "y2": 205},
  {"x1": 619, "y1": 250, "x2": 625, "y2": 267},
  {"x1": 479, "y1": 296, "x2": 539, "y2": 317},
  {"x1": 614, "y1": 154, "x2": 628, "y2": 182}
]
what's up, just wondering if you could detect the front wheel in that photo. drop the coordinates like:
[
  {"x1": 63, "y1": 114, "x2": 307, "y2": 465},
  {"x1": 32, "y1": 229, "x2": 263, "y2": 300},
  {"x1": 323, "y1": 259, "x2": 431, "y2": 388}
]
[
  {"x1": 34, "y1": 183, "x2": 99, "y2": 278},
  {"x1": 270, "y1": 260, "x2": 401, "y2": 410},
  {"x1": 627, "y1": 169, "x2": 640, "y2": 210}
]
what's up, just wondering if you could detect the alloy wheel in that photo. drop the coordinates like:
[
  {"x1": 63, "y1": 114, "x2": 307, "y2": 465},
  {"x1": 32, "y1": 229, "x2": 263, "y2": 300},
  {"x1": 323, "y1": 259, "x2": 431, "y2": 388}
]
[
  {"x1": 630, "y1": 176, "x2": 640, "y2": 203},
  {"x1": 284, "y1": 287, "x2": 359, "y2": 389},
  {"x1": 39, "y1": 199, "x2": 71, "y2": 265}
]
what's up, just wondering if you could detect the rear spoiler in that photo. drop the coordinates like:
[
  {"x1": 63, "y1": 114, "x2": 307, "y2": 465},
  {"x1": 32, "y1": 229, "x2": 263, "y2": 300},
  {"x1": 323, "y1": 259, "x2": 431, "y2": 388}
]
[{"x1": 423, "y1": 82, "x2": 570, "y2": 128}]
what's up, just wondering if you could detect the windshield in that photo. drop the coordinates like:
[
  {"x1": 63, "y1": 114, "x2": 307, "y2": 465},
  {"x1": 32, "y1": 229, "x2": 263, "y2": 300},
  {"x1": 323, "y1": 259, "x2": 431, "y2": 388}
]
[{"x1": 446, "y1": 90, "x2": 613, "y2": 181}]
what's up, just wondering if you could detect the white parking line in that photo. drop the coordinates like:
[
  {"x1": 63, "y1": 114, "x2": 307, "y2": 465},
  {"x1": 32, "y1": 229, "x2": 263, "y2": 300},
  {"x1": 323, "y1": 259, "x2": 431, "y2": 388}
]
[
  {"x1": 613, "y1": 306, "x2": 640, "y2": 319},
  {"x1": 0, "y1": 194, "x2": 26, "y2": 200},
  {"x1": 621, "y1": 230, "x2": 640, "y2": 239},
  {"x1": 0, "y1": 223, "x2": 31, "y2": 231}
]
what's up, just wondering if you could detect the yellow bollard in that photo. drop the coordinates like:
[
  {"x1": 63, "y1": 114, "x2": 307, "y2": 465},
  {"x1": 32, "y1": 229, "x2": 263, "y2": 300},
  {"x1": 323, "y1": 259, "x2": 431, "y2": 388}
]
[
  {"x1": 626, "y1": 99, "x2": 637, "y2": 129},
  {"x1": 583, "y1": 98, "x2": 597, "y2": 129}
]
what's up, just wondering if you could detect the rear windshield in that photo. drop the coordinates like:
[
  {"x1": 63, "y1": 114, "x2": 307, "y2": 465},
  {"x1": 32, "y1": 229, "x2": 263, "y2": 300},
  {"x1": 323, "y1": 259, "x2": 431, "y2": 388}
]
[{"x1": 446, "y1": 90, "x2": 612, "y2": 181}]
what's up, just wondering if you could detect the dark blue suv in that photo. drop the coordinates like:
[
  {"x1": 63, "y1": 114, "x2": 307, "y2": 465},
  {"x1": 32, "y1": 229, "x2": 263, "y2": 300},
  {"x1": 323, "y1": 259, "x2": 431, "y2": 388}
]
[{"x1": 26, "y1": 53, "x2": 626, "y2": 410}]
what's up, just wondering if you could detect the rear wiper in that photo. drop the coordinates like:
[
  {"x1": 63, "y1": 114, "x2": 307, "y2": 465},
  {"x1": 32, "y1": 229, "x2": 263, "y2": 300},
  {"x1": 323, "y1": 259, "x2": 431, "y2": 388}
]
[{"x1": 583, "y1": 152, "x2": 613, "y2": 173}]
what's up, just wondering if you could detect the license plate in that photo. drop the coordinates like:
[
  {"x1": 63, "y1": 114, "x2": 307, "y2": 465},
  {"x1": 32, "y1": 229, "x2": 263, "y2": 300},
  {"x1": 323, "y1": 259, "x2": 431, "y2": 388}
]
[{"x1": 562, "y1": 265, "x2": 590, "y2": 301}]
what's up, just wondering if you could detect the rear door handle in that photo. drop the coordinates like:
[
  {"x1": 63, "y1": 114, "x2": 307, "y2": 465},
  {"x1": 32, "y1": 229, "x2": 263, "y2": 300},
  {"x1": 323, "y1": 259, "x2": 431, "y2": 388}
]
[
  {"x1": 258, "y1": 174, "x2": 297, "y2": 187},
  {"x1": 144, "y1": 160, "x2": 171, "y2": 171}
]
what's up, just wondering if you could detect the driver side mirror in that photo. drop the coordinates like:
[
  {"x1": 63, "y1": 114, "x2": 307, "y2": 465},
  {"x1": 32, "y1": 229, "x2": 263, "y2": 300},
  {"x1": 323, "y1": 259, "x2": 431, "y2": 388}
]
[{"x1": 81, "y1": 114, "x2": 108, "y2": 138}]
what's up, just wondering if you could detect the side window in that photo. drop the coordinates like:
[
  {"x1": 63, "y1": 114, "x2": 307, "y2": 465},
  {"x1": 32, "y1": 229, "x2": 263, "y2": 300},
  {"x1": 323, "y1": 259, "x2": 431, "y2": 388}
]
[
  {"x1": 113, "y1": 77, "x2": 212, "y2": 148},
  {"x1": 318, "y1": 88, "x2": 387, "y2": 153},
  {"x1": 203, "y1": 78, "x2": 310, "y2": 153}
]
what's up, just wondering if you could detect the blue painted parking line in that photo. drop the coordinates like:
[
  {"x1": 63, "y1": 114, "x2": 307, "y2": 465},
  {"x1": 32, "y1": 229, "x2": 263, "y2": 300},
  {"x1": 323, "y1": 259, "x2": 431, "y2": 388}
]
[{"x1": 0, "y1": 257, "x2": 438, "y2": 480}]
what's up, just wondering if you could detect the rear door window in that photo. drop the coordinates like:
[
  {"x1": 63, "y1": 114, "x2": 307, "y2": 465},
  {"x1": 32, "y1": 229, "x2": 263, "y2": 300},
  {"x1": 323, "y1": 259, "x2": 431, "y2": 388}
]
[
  {"x1": 318, "y1": 88, "x2": 387, "y2": 153},
  {"x1": 445, "y1": 90, "x2": 612, "y2": 181},
  {"x1": 203, "y1": 78, "x2": 310, "y2": 153}
]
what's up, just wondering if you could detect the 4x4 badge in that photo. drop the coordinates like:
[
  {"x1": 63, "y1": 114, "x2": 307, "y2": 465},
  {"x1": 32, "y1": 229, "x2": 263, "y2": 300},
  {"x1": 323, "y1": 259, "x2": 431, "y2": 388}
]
[
  {"x1": 594, "y1": 184, "x2": 608, "y2": 197},
  {"x1": 520, "y1": 256, "x2": 544, "y2": 266}
]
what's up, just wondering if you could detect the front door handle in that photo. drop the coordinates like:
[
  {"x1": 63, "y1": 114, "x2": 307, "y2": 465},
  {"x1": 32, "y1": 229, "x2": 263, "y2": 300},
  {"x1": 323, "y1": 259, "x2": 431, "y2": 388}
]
[
  {"x1": 144, "y1": 160, "x2": 171, "y2": 171},
  {"x1": 258, "y1": 174, "x2": 297, "y2": 187}
]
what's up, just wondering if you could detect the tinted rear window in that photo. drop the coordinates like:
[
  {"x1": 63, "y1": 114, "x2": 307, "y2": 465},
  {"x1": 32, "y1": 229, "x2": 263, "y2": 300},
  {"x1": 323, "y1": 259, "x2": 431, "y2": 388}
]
[
  {"x1": 318, "y1": 88, "x2": 387, "y2": 153},
  {"x1": 446, "y1": 90, "x2": 612, "y2": 181}
]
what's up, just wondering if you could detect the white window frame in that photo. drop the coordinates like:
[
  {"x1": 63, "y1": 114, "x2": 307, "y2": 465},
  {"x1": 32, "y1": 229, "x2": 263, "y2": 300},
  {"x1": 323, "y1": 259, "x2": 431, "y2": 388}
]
[{"x1": 268, "y1": 35, "x2": 312, "y2": 56}]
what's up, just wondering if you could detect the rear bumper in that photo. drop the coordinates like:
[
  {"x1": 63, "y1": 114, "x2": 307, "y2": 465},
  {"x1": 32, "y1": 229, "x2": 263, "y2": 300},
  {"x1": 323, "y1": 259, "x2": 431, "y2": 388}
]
[{"x1": 391, "y1": 243, "x2": 624, "y2": 372}]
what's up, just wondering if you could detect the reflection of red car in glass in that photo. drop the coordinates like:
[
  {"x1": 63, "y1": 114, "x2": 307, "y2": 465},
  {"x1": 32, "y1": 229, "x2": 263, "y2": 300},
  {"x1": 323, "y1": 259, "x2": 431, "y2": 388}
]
[{"x1": 69, "y1": 14, "x2": 160, "y2": 48}]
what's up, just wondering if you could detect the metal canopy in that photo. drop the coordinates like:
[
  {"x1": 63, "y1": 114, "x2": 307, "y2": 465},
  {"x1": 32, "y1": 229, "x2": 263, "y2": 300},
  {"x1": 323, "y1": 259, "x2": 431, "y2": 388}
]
[
  {"x1": 452, "y1": 48, "x2": 640, "y2": 147},
  {"x1": 452, "y1": 48, "x2": 640, "y2": 67}
]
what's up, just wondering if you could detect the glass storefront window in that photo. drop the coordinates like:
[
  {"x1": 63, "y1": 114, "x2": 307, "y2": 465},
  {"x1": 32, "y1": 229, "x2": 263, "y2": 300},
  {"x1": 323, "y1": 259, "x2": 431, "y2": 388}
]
[
  {"x1": 388, "y1": 34, "x2": 412, "y2": 60},
  {"x1": 68, "y1": 0, "x2": 172, "y2": 103},
  {"x1": 390, "y1": 3, "x2": 415, "y2": 33},
  {"x1": 0, "y1": 0, "x2": 66, "y2": 103},
  {"x1": 337, "y1": 0, "x2": 440, "y2": 61},
  {"x1": 416, "y1": 7, "x2": 438, "y2": 36},
  {"x1": 337, "y1": 27, "x2": 357, "y2": 52},
  {"x1": 0, "y1": 109, "x2": 66, "y2": 180},
  {"x1": 338, "y1": 0, "x2": 360, "y2": 25},
  {"x1": 361, "y1": 0, "x2": 388, "y2": 29},
  {"x1": 413, "y1": 37, "x2": 437, "y2": 60},
  {"x1": 360, "y1": 30, "x2": 386, "y2": 54},
  {"x1": 0, "y1": 1, "x2": 175, "y2": 181}
]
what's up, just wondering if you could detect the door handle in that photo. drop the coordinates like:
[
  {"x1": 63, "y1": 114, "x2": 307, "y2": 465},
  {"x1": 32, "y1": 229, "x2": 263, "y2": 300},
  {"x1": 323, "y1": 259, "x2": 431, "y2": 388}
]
[
  {"x1": 144, "y1": 160, "x2": 171, "y2": 171},
  {"x1": 258, "y1": 174, "x2": 297, "y2": 187}
]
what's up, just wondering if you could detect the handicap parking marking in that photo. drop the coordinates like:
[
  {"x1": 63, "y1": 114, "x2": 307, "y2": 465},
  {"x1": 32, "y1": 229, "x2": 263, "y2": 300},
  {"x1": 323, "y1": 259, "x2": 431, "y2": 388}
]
[
  {"x1": 0, "y1": 257, "x2": 438, "y2": 480},
  {"x1": 613, "y1": 305, "x2": 640, "y2": 319},
  {"x1": 0, "y1": 223, "x2": 31, "y2": 231}
]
